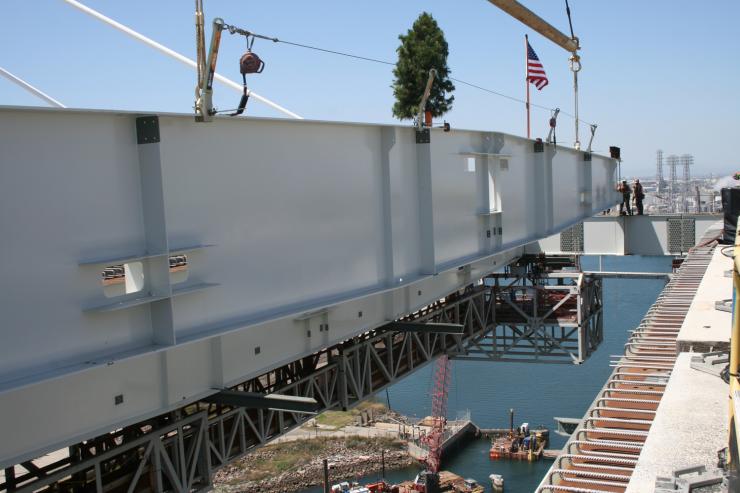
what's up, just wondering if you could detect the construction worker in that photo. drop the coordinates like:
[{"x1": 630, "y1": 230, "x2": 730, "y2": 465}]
[
  {"x1": 633, "y1": 178, "x2": 645, "y2": 215},
  {"x1": 617, "y1": 180, "x2": 632, "y2": 215}
]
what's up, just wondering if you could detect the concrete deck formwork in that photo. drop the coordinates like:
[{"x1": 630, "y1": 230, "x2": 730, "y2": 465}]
[{"x1": 537, "y1": 224, "x2": 723, "y2": 493}]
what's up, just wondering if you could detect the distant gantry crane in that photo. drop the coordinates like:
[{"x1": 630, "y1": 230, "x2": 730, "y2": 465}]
[
  {"x1": 681, "y1": 154, "x2": 693, "y2": 213},
  {"x1": 667, "y1": 154, "x2": 679, "y2": 213},
  {"x1": 660, "y1": 152, "x2": 694, "y2": 213}
]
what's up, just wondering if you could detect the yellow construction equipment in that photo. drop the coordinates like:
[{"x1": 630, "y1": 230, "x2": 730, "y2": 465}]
[{"x1": 730, "y1": 224, "x2": 740, "y2": 468}]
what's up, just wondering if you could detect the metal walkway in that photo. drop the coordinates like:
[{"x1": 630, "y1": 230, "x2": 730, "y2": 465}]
[{"x1": 537, "y1": 228, "x2": 720, "y2": 492}]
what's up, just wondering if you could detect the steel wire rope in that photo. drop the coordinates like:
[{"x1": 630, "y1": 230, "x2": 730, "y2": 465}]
[
  {"x1": 564, "y1": 0, "x2": 582, "y2": 147},
  {"x1": 221, "y1": 24, "x2": 597, "y2": 127},
  {"x1": 565, "y1": 0, "x2": 576, "y2": 40}
]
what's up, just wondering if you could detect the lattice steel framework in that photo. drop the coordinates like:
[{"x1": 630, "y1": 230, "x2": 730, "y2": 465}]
[
  {"x1": 2, "y1": 413, "x2": 211, "y2": 493},
  {"x1": 457, "y1": 272, "x2": 603, "y2": 365},
  {"x1": 560, "y1": 222, "x2": 584, "y2": 253},
  {"x1": 667, "y1": 154, "x2": 679, "y2": 212},
  {"x1": 656, "y1": 150, "x2": 664, "y2": 194},
  {"x1": 680, "y1": 154, "x2": 693, "y2": 213},
  {"x1": 422, "y1": 355, "x2": 451, "y2": 473},
  {"x1": 667, "y1": 217, "x2": 696, "y2": 254},
  {"x1": 2, "y1": 268, "x2": 602, "y2": 493}
]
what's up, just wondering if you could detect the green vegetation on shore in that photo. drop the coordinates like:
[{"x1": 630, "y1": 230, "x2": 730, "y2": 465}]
[
  {"x1": 314, "y1": 400, "x2": 387, "y2": 430},
  {"x1": 223, "y1": 436, "x2": 406, "y2": 483}
]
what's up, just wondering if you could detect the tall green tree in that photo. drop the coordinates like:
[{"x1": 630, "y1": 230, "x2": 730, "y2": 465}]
[{"x1": 392, "y1": 12, "x2": 455, "y2": 121}]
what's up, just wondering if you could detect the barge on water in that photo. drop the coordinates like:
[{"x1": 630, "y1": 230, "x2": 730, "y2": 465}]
[
  {"x1": 397, "y1": 471, "x2": 484, "y2": 493},
  {"x1": 331, "y1": 472, "x2": 483, "y2": 493},
  {"x1": 489, "y1": 422, "x2": 549, "y2": 462}
]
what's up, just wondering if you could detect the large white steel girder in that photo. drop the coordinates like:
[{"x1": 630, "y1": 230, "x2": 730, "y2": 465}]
[{"x1": 0, "y1": 106, "x2": 619, "y2": 467}]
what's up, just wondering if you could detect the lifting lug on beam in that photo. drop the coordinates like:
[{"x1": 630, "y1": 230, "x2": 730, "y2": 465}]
[
  {"x1": 586, "y1": 123, "x2": 598, "y2": 153},
  {"x1": 546, "y1": 108, "x2": 560, "y2": 145}
]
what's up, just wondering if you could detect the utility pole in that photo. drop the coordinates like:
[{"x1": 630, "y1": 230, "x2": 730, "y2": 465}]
[
  {"x1": 509, "y1": 408, "x2": 515, "y2": 436},
  {"x1": 323, "y1": 459, "x2": 330, "y2": 493}
]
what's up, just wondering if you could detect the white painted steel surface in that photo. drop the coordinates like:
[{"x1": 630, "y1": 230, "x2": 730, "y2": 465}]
[
  {"x1": 0, "y1": 105, "x2": 618, "y2": 467},
  {"x1": 528, "y1": 214, "x2": 721, "y2": 256}
]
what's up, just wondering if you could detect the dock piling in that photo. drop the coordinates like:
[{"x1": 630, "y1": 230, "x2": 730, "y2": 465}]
[{"x1": 323, "y1": 459, "x2": 329, "y2": 493}]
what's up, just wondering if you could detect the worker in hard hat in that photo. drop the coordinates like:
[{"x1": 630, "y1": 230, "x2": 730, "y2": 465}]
[
  {"x1": 633, "y1": 179, "x2": 644, "y2": 215},
  {"x1": 617, "y1": 180, "x2": 632, "y2": 216}
]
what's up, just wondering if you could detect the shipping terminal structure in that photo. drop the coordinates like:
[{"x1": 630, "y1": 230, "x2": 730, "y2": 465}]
[{"x1": 2, "y1": 2, "x2": 740, "y2": 493}]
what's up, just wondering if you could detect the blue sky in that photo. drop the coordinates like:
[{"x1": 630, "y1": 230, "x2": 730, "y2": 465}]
[{"x1": 1, "y1": 1, "x2": 738, "y2": 175}]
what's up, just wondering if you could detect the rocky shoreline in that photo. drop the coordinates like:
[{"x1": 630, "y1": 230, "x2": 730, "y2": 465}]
[{"x1": 213, "y1": 437, "x2": 415, "y2": 493}]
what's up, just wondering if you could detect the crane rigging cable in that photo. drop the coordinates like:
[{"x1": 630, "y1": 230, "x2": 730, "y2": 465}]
[
  {"x1": 219, "y1": 23, "x2": 596, "y2": 128},
  {"x1": 486, "y1": 0, "x2": 588, "y2": 148},
  {"x1": 565, "y1": 0, "x2": 576, "y2": 41},
  {"x1": 564, "y1": 0, "x2": 582, "y2": 148}
]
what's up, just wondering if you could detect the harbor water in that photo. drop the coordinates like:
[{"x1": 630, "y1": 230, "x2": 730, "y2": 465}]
[{"x1": 302, "y1": 255, "x2": 672, "y2": 493}]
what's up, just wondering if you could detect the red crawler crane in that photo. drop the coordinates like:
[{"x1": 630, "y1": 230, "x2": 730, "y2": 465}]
[{"x1": 424, "y1": 354, "x2": 451, "y2": 475}]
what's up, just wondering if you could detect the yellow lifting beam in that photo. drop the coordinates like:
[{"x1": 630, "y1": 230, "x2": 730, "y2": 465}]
[{"x1": 486, "y1": 0, "x2": 579, "y2": 53}]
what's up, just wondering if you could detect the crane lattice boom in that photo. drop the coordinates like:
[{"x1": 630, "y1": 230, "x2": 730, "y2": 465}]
[{"x1": 425, "y1": 355, "x2": 451, "y2": 473}]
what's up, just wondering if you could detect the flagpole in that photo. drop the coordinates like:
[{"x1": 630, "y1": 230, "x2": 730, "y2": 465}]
[{"x1": 525, "y1": 34, "x2": 530, "y2": 139}]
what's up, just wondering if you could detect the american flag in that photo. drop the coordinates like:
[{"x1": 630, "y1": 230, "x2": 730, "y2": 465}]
[{"x1": 526, "y1": 41, "x2": 549, "y2": 90}]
